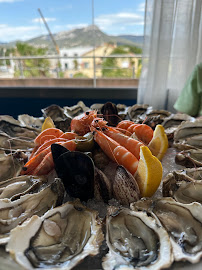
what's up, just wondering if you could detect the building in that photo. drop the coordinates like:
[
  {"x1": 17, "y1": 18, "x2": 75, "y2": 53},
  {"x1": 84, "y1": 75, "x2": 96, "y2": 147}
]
[{"x1": 60, "y1": 47, "x2": 93, "y2": 77}]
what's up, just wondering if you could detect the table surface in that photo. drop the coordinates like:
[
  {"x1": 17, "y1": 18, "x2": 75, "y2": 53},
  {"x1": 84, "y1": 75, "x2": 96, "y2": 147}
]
[{"x1": 0, "y1": 148, "x2": 202, "y2": 270}]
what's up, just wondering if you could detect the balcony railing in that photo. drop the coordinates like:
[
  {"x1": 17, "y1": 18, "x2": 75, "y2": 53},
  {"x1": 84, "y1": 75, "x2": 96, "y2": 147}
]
[{"x1": 0, "y1": 55, "x2": 142, "y2": 87}]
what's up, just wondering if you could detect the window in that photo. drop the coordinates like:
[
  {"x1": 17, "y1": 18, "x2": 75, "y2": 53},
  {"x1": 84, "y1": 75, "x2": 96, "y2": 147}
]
[
  {"x1": 84, "y1": 62, "x2": 89, "y2": 69},
  {"x1": 65, "y1": 63, "x2": 68, "y2": 70}
]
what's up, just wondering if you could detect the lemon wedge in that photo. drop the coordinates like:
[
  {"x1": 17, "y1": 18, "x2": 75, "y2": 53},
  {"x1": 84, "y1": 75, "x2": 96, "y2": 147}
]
[
  {"x1": 136, "y1": 146, "x2": 163, "y2": 197},
  {"x1": 148, "y1": 125, "x2": 168, "y2": 161},
  {"x1": 41, "y1": 117, "x2": 55, "y2": 131}
]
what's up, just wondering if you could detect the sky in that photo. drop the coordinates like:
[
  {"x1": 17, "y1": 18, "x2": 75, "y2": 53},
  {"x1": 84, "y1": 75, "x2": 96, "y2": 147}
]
[{"x1": 0, "y1": 0, "x2": 145, "y2": 42}]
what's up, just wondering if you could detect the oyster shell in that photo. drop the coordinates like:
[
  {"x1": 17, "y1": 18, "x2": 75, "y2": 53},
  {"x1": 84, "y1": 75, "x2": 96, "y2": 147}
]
[
  {"x1": 163, "y1": 170, "x2": 202, "y2": 204},
  {"x1": 128, "y1": 104, "x2": 150, "y2": 121},
  {"x1": 0, "y1": 178, "x2": 64, "y2": 244},
  {"x1": 0, "y1": 120, "x2": 40, "y2": 140},
  {"x1": 6, "y1": 201, "x2": 104, "y2": 270},
  {"x1": 175, "y1": 149, "x2": 202, "y2": 167},
  {"x1": 162, "y1": 113, "x2": 195, "y2": 139},
  {"x1": 94, "y1": 167, "x2": 112, "y2": 203},
  {"x1": 0, "y1": 151, "x2": 27, "y2": 182},
  {"x1": 103, "y1": 206, "x2": 173, "y2": 270},
  {"x1": 0, "y1": 175, "x2": 47, "y2": 201},
  {"x1": 101, "y1": 102, "x2": 119, "y2": 126},
  {"x1": 64, "y1": 101, "x2": 90, "y2": 118},
  {"x1": 18, "y1": 114, "x2": 43, "y2": 129},
  {"x1": 0, "y1": 115, "x2": 20, "y2": 126},
  {"x1": 112, "y1": 166, "x2": 140, "y2": 206},
  {"x1": 42, "y1": 104, "x2": 67, "y2": 121},
  {"x1": 131, "y1": 198, "x2": 202, "y2": 263},
  {"x1": 0, "y1": 132, "x2": 35, "y2": 151},
  {"x1": 174, "y1": 119, "x2": 202, "y2": 150},
  {"x1": 42, "y1": 104, "x2": 72, "y2": 132}
]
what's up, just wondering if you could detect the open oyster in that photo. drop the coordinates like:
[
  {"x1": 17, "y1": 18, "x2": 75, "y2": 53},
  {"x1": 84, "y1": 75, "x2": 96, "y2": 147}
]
[
  {"x1": 175, "y1": 149, "x2": 202, "y2": 167},
  {"x1": 128, "y1": 104, "x2": 150, "y2": 122},
  {"x1": 0, "y1": 132, "x2": 35, "y2": 151},
  {"x1": 7, "y1": 201, "x2": 104, "y2": 270},
  {"x1": 103, "y1": 207, "x2": 173, "y2": 270},
  {"x1": 18, "y1": 114, "x2": 43, "y2": 129},
  {"x1": 0, "y1": 119, "x2": 40, "y2": 140},
  {"x1": 174, "y1": 119, "x2": 202, "y2": 150},
  {"x1": 131, "y1": 198, "x2": 202, "y2": 263},
  {"x1": 0, "y1": 178, "x2": 64, "y2": 244},
  {"x1": 163, "y1": 170, "x2": 202, "y2": 204},
  {"x1": 42, "y1": 104, "x2": 72, "y2": 132},
  {"x1": 0, "y1": 175, "x2": 47, "y2": 200},
  {"x1": 162, "y1": 113, "x2": 195, "y2": 139},
  {"x1": 0, "y1": 151, "x2": 27, "y2": 182}
]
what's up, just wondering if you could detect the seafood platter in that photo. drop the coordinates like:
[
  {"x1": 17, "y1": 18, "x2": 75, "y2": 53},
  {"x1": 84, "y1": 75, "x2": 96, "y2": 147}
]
[{"x1": 0, "y1": 101, "x2": 202, "y2": 270}]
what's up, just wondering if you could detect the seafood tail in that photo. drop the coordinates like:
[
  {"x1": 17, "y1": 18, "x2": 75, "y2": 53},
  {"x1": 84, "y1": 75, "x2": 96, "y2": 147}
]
[
  {"x1": 93, "y1": 129, "x2": 139, "y2": 175},
  {"x1": 117, "y1": 120, "x2": 154, "y2": 145},
  {"x1": 34, "y1": 128, "x2": 64, "y2": 146},
  {"x1": 21, "y1": 140, "x2": 76, "y2": 176}
]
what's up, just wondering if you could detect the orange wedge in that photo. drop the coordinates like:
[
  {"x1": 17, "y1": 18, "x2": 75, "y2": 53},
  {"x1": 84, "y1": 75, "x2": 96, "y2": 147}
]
[
  {"x1": 41, "y1": 117, "x2": 55, "y2": 131},
  {"x1": 148, "y1": 125, "x2": 168, "y2": 161},
  {"x1": 136, "y1": 146, "x2": 163, "y2": 197}
]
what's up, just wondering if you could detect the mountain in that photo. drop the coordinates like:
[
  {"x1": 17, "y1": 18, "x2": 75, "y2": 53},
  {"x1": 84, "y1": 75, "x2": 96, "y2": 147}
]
[
  {"x1": 117, "y1": 35, "x2": 144, "y2": 47},
  {"x1": 21, "y1": 25, "x2": 143, "y2": 50},
  {"x1": 1, "y1": 25, "x2": 144, "y2": 50}
]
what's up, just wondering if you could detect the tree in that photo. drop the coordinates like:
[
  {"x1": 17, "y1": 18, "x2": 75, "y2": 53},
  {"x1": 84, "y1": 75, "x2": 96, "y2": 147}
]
[
  {"x1": 14, "y1": 42, "x2": 50, "y2": 78},
  {"x1": 73, "y1": 59, "x2": 78, "y2": 70},
  {"x1": 102, "y1": 45, "x2": 142, "y2": 78},
  {"x1": 73, "y1": 72, "x2": 88, "y2": 78}
]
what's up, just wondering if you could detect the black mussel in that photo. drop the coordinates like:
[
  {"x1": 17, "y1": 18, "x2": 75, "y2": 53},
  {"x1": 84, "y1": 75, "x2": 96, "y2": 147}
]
[
  {"x1": 101, "y1": 102, "x2": 119, "y2": 126},
  {"x1": 51, "y1": 143, "x2": 70, "y2": 161},
  {"x1": 51, "y1": 144, "x2": 94, "y2": 201}
]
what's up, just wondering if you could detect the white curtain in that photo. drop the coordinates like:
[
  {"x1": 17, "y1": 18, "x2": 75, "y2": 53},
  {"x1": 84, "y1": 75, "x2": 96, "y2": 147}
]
[{"x1": 137, "y1": 0, "x2": 202, "y2": 112}]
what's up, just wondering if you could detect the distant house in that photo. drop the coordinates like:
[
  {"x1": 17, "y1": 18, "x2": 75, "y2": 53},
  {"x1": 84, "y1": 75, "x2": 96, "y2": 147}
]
[
  {"x1": 60, "y1": 47, "x2": 93, "y2": 73},
  {"x1": 80, "y1": 43, "x2": 116, "y2": 77}
]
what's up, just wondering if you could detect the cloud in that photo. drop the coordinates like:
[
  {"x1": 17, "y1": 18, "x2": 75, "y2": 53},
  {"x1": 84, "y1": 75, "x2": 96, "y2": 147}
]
[
  {"x1": 66, "y1": 23, "x2": 88, "y2": 30},
  {"x1": 138, "y1": 2, "x2": 146, "y2": 12},
  {"x1": 0, "y1": 24, "x2": 42, "y2": 42},
  {"x1": 32, "y1": 17, "x2": 56, "y2": 23},
  {"x1": 95, "y1": 12, "x2": 144, "y2": 29},
  {"x1": 0, "y1": 0, "x2": 22, "y2": 2}
]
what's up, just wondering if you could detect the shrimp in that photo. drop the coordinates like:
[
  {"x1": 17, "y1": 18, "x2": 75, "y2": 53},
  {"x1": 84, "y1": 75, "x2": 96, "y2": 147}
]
[
  {"x1": 34, "y1": 128, "x2": 64, "y2": 146},
  {"x1": 21, "y1": 140, "x2": 76, "y2": 175},
  {"x1": 91, "y1": 118, "x2": 144, "y2": 159},
  {"x1": 59, "y1": 132, "x2": 77, "y2": 140},
  {"x1": 32, "y1": 152, "x2": 54, "y2": 176},
  {"x1": 71, "y1": 111, "x2": 97, "y2": 136},
  {"x1": 91, "y1": 127, "x2": 139, "y2": 176},
  {"x1": 117, "y1": 120, "x2": 153, "y2": 145},
  {"x1": 32, "y1": 138, "x2": 67, "y2": 157}
]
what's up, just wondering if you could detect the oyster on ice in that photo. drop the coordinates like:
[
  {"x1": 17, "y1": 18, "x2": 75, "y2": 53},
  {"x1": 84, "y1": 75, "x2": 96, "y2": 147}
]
[
  {"x1": 7, "y1": 201, "x2": 104, "y2": 270},
  {"x1": 131, "y1": 198, "x2": 202, "y2": 263},
  {"x1": 174, "y1": 119, "x2": 202, "y2": 150},
  {"x1": 0, "y1": 151, "x2": 27, "y2": 182},
  {"x1": 0, "y1": 132, "x2": 35, "y2": 151},
  {"x1": 0, "y1": 119, "x2": 40, "y2": 140},
  {"x1": 0, "y1": 175, "x2": 47, "y2": 201},
  {"x1": 175, "y1": 149, "x2": 202, "y2": 167},
  {"x1": 163, "y1": 170, "x2": 202, "y2": 204},
  {"x1": 162, "y1": 113, "x2": 195, "y2": 139},
  {"x1": 103, "y1": 207, "x2": 173, "y2": 270},
  {"x1": 0, "y1": 178, "x2": 64, "y2": 244}
]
